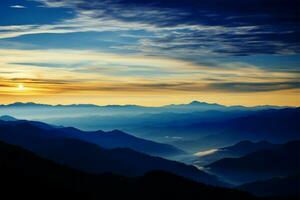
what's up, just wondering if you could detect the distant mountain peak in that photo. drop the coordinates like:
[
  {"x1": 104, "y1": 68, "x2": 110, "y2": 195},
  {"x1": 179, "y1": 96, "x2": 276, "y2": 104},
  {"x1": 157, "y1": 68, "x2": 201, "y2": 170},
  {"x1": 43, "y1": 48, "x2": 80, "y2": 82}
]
[
  {"x1": 6, "y1": 102, "x2": 48, "y2": 107},
  {"x1": 188, "y1": 101, "x2": 224, "y2": 107},
  {"x1": 0, "y1": 115, "x2": 18, "y2": 121},
  {"x1": 224, "y1": 140, "x2": 275, "y2": 151},
  {"x1": 235, "y1": 140, "x2": 254, "y2": 145},
  {"x1": 189, "y1": 101, "x2": 214, "y2": 105},
  {"x1": 107, "y1": 129, "x2": 130, "y2": 136},
  {"x1": 11, "y1": 102, "x2": 34, "y2": 106},
  {"x1": 189, "y1": 101, "x2": 206, "y2": 105},
  {"x1": 257, "y1": 140, "x2": 272, "y2": 145}
]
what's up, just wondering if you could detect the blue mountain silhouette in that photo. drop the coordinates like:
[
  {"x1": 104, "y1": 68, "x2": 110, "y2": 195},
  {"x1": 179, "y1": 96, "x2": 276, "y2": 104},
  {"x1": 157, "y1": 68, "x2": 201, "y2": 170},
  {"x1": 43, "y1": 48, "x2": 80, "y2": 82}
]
[
  {"x1": 206, "y1": 141, "x2": 300, "y2": 185},
  {"x1": 0, "y1": 119, "x2": 223, "y2": 186}
]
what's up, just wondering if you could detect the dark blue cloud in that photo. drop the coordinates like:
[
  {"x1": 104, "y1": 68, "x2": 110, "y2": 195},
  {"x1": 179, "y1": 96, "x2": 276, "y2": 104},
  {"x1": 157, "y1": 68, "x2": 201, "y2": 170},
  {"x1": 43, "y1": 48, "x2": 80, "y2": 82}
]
[
  {"x1": 72, "y1": 0, "x2": 299, "y2": 26},
  {"x1": 208, "y1": 81, "x2": 300, "y2": 92},
  {"x1": 42, "y1": 0, "x2": 299, "y2": 56},
  {"x1": 3, "y1": 0, "x2": 298, "y2": 57},
  {"x1": 70, "y1": 0, "x2": 298, "y2": 28}
]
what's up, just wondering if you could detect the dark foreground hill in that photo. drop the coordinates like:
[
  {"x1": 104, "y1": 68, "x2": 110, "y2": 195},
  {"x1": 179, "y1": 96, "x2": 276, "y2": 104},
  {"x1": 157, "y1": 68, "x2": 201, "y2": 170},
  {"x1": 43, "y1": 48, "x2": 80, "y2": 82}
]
[
  {"x1": 238, "y1": 174, "x2": 300, "y2": 197},
  {"x1": 0, "y1": 140, "x2": 257, "y2": 200}
]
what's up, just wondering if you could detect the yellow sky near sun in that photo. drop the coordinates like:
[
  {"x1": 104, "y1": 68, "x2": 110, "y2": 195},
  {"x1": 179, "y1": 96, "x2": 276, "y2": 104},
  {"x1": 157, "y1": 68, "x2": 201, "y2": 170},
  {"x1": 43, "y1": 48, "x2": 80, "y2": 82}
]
[{"x1": 0, "y1": 49, "x2": 299, "y2": 106}]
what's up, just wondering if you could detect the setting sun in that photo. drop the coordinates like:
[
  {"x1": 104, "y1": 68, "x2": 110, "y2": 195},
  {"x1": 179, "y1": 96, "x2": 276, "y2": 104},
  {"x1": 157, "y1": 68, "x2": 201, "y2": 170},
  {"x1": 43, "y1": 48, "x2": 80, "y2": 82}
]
[{"x1": 18, "y1": 84, "x2": 25, "y2": 91}]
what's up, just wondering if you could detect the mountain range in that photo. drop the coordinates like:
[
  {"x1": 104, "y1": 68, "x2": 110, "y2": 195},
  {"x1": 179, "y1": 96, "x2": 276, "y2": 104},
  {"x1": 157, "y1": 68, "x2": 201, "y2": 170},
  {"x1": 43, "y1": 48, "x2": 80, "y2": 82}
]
[
  {"x1": 0, "y1": 116, "x2": 184, "y2": 157},
  {"x1": 0, "y1": 101, "x2": 288, "y2": 120},
  {"x1": 193, "y1": 140, "x2": 278, "y2": 166},
  {"x1": 0, "y1": 101, "x2": 299, "y2": 199},
  {"x1": 0, "y1": 118, "x2": 222, "y2": 186},
  {"x1": 238, "y1": 174, "x2": 300, "y2": 197},
  {"x1": 206, "y1": 141, "x2": 300, "y2": 185},
  {"x1": 0, "y1": 140, "x2": 258, "y2": 200},
  {"x1": 1, "y1": 101, "x2": 298, "y2": 152},
  {"x1": 0, "y1": 101, "x2": 286, "y2": 110},
  {"x1": 170, "y1": 108, "x2": 300, "y2": 151}
]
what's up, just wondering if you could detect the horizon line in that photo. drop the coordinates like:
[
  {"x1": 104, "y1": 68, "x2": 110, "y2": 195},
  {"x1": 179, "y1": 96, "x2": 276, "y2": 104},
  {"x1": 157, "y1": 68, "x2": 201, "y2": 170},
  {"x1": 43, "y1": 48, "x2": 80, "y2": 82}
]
[{"x1": 0, "y1": 100, "x2": 296, "y2": 108}]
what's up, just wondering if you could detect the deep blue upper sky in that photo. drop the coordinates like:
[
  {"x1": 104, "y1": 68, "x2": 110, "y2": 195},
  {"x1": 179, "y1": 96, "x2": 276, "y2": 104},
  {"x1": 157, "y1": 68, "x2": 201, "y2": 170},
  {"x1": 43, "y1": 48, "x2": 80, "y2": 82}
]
[{"x1": 1, "y1": 0, "x2": 299, "y2": 60}]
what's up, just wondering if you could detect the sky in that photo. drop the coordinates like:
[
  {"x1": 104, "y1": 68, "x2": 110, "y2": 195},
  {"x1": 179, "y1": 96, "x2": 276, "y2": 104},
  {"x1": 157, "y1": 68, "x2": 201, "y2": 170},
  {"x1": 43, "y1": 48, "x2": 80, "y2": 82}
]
[{"x1": 0, "y1": 0, "x2": 299, "y2": 106}]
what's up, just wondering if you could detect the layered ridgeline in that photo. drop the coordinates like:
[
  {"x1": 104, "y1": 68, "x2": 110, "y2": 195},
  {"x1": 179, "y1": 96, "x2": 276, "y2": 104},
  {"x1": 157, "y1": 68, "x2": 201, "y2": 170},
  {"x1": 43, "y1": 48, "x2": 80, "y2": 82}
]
[
  {"x1": 193, "y1": 140, "x2": 278, "y2": 166},
  {"x1": 0, "y1": 140, "x2": 257, "y2": 200},
  {"x1": 0, "y1": 101, "x2": 286, "y2": 119},
  {"x1": 0, "y1": 102, "x2": 298, "y2": 152},
  {"x1": 0, "y1": 118, "x2": 223, "y2": 186},
  {"x1": 205, "y1": 141, "x2": 300, "y2": 185},
  {"x1": 0, "y1": 116, "x2": 184, "y2": 158},
  {"x1": 192, "y1": 140, "x2": 300, "y2": 198},
  {"x1": 50, "y1": 107, "x2": 299, "y2": 151}
]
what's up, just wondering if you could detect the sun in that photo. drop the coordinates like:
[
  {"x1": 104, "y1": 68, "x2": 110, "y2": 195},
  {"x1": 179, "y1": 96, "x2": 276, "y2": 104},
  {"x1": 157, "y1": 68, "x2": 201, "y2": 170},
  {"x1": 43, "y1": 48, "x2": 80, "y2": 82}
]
[{"x1": 18, "y1": 83, "x2": 25, "y2": 91}]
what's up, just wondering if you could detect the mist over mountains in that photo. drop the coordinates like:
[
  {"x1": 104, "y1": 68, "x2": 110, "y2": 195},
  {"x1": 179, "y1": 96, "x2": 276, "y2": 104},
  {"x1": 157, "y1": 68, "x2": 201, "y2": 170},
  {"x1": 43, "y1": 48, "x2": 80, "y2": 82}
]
[
  {"x1": 1, "y1": 101, "x2": 298, "y2": 152},
  {"x1": 0, "y1": 118, "x2": 185, "y2": 157},
  {"x1": 206, "y1": 141, "x2": 300, "y2": 185},
  {"x1": 0, "y1": 118, "x2": 223, "y2": 186},
  {"x1": 0, "y1": 101, "x2": 288, "y2": 120},
  {"x1": 0, "y1": 100, "x2": 299, "y2": 199}
]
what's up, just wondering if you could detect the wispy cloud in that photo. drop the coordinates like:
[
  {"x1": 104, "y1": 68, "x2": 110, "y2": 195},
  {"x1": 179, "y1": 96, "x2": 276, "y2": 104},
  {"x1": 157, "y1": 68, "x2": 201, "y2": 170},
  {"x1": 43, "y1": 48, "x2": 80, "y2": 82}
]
[
  {"x1": 1, "y1": 0, "x2": 299, "y2": 58},
  {"x1": 208, "y1": 81, "x2": 300, "y2": 93},
  {"x1": 10, "y1": 5, "x2": 26, "y2": 9},
  {"x1": 0, "y1": 48, "x2": 299, "y2": 96}
]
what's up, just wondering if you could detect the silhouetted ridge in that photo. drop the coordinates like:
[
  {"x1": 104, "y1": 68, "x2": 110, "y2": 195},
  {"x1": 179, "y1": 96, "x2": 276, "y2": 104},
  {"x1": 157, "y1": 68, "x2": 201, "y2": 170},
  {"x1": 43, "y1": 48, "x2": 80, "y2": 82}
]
[
  {"x1": 223, "y1": 140, "x2": 276, "y2": 153},
  {"x1": 193, "y1": 140, "x2": 278, "y2": 166},
  {"x1": 0, "y1": 119, "x2": 223, "y2": 186},
  {"x1": 206, "y1": 140, "x2": 300, "y2": 184},
  {"x1": 0, "y1": 115, "x2": 17, "y2": 121},
  {"x1": 238, "y1": 174, "x2": 300, "y2": 197},
  {"x1": 0, "y1": 140, "x2": 257, "y2": 200},
  {"x1": 0, "y1": 119, "x2": 185, "y2": 157}
]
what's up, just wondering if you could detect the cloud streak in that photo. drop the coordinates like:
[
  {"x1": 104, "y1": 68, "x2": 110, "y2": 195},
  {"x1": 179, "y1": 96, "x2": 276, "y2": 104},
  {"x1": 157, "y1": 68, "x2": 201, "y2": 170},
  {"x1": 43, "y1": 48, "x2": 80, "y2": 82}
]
[
  {"x1": 35, "y1": 0, "x2": 300, "y2": 56},
  {"x1": 10, "y1": 5, "x2": 26, "y2": 9},
  {"x1": 0, "y1": 49, "x2": 299, "y2": 96},
  {"x1": 1, "y1": 0, "x2": 299, "y2": 58}
]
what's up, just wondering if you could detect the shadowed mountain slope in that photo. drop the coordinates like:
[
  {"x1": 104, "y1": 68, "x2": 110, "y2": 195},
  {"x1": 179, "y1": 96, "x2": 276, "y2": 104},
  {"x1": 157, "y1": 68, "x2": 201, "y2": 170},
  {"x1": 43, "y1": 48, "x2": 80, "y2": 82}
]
[
  {"x1": 193, "y1": 140, "x2": 278, "y2": 166},
  {"x1": 206, "y1": 141, "x2": 300, "y2": 185},
  {"x1": 0, "y1": 140, "x2": 259, "y2": 200},
  {"x1": 237, "y1": 174, "x2": 300, "y2": 197},
  {"x1": 0, "y1": 117, "x2": 184, "y2": 157},
  {"x1": 0, "y1": 119, "x2": 222, "y2": 186}
]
